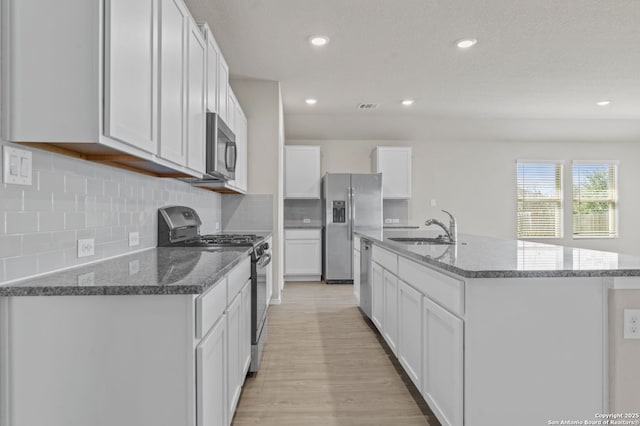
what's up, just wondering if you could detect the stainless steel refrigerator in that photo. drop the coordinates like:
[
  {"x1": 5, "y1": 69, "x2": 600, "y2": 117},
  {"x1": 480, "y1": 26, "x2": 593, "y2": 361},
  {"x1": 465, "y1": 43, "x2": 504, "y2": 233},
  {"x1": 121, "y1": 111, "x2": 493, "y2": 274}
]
[{"x1": 322, "y1": 173, "x2": 383, "y2": 283}]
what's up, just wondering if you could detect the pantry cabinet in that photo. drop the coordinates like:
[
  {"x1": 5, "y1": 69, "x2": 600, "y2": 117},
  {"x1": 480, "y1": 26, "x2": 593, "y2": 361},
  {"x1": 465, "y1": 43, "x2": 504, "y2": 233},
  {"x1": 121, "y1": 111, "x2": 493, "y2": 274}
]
[
  {"x1": 284, "y1": 146, "x2": 321, "y2": 199},
  {"x1": 372, "y1": 147, "x2": 412, "y2": 199}
]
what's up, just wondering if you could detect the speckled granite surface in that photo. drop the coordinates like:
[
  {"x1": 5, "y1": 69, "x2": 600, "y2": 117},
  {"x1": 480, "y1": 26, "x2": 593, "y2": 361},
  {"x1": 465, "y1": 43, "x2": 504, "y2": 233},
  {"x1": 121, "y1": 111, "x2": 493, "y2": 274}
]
[
  {"x1": 0, "y1": 246, "x2": 252, "y2": 297},
  {"x1": 357, "y1": 229, "x2": 640, "y2": 278}
]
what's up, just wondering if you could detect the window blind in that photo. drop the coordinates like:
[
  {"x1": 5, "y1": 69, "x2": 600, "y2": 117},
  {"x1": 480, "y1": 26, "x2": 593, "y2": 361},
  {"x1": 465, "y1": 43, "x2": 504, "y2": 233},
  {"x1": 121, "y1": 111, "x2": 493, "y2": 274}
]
[
  {"x1": 517, "y1": 161, "x2": 563, "y2": 238},
  {"x1": 572, "y1": 162, "x2": 618, "y2": 238}
]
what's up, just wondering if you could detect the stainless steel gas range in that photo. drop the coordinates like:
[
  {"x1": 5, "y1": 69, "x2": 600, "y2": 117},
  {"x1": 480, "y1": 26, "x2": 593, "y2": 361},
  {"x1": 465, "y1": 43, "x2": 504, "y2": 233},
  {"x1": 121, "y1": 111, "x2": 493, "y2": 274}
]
[{"x1": 157, "y1": 206, "x2": 271, "y2": 373}]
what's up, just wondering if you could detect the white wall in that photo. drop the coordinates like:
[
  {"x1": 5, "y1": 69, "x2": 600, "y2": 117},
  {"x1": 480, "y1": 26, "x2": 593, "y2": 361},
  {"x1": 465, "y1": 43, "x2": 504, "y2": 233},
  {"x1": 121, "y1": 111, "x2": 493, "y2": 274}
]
[
  {"x1": 231, "y1": 78, "x2": 285, "y2": 303},
  {"x1": 288, "y1": 139, "x2": 640, "y2": 256}
]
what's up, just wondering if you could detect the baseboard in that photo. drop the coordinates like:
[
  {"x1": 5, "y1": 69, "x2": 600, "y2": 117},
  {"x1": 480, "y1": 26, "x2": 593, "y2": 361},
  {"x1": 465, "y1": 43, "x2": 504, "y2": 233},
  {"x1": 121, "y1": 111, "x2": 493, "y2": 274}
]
[
  {"x1": 269, "y1": 298, "x2": 282, "y2": 305},
  {"x1": 284, "y1": 275, "x2": 321, "y2": 282}
]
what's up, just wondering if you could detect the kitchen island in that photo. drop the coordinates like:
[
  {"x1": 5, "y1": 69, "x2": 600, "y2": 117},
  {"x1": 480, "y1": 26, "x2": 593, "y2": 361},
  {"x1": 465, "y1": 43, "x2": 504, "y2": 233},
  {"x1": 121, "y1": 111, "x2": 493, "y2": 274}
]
[
  {"x1": 356, "y1": 229, "x2": 640, "y2": 426},
  {"x1": 0, "y1": 237, "x2": 270, "y2": 426}
]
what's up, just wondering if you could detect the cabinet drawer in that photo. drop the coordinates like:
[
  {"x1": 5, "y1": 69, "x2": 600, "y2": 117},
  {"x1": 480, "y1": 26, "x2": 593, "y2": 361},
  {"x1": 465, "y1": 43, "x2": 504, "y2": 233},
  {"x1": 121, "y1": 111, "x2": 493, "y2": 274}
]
[
  {"x1": 228, "y1": 256, "x2": 251, "y2": 303},
  {"x1": 196, "y1": 277, "x2": 227, "y2": 339},
  {"x1": 285, "y1": 229, "x2": 321, "y2": 240},
  {"x1": 372, "y1": 245, "x2": 398, "y2": 275},
  {"x1": 398, "y1": 257, "x2": 464, "y2": 317}
]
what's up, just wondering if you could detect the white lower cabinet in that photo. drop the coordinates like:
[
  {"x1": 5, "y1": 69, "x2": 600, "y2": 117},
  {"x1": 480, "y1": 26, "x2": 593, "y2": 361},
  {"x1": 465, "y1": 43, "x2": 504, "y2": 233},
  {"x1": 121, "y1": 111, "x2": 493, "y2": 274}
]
[
  {"x1": 197, "y1": 314, "x2": 227, "y2": 426},
  {"x1": 371, "y1": 262, "x2": 384, "y2": 331},
  {"x1": 398, "y1": 280, "x2": 422, "y2": 390},
  {"x1": 353, "y1": 248, "x2": 361, "y2": 303},
  {"x1": 241, "y1": 281, "x2": 252, "y2": 375},
  {"x1": 422, "y1": 297, "x2": 464, "y2": 426},
  {"x1": 226, "y1": 293, "x2": 242, "y2": 417},
  {"x1": 382, "y1": 270, "x2": 399, "y2": 355},
  {"x1": 284, "y1": 229, "x2": 322, "y2": 280}
]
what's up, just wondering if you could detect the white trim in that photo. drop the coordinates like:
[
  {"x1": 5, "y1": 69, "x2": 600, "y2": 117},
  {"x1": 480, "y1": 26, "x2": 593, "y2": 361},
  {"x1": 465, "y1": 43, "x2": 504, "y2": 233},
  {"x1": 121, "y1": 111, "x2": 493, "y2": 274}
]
[
  {"x1": 571, "y1": 159, "x2": 619, "y2": 165},
  {"x1": 269, "y1": 298, "x2": 282, "y2": 305},
  {"x1": 516, "y1": 159, "x2": 565, "y2": 164}
]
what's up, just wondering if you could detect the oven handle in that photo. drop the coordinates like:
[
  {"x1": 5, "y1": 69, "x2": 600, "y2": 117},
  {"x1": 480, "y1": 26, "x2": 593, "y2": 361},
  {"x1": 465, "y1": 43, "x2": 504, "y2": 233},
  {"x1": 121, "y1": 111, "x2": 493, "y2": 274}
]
[{"x1": 257, "y1": 253, "x2": 272, "y2": 268}]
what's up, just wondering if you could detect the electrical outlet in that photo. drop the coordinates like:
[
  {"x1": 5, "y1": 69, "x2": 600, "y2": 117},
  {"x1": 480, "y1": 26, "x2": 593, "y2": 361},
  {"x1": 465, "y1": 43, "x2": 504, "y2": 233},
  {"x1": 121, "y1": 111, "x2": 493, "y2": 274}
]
[
  {"x1": 624, "y1": 309, "x2": 640, "y2": 339},
  {"x1": 77, "y1": 272, "x2": 95, "y2": 286},
  {"x1": 303, "y1": 218, "x2": 311, "y2": 224},
  {"x1": 384, "y1": 218, "x2": 393, "y2": 224},
  {"x1": 128, "y1": 231, "x2": 140, "y2": 247},
  {"x1": 215, "y1": 222, "x2": 220, "y2": 231},
  {"x1": 430, "y1": 199, "x2": 437, "y2": 207},
  {"x1": 392, "y1": 218, "x2": 400, "y2": 224},
  {"x1": 129, "y1": 260, "x2": 140, "y2": 275},
  {"x1": 77, "y1": 238, "x2": 95, "y2": 258}
]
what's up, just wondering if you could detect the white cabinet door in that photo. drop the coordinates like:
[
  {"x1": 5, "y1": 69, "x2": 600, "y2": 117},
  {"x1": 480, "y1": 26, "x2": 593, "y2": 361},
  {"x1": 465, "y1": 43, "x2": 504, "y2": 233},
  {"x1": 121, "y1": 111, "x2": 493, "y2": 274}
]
[
  {"x1": 371, "y1": 262, "x2": 384, "y2": 331},
  {"x1": 398, "y1": 280, "x2": 422, "y2": 390},
  {"x1": 186, "y1": 19, "x2": 206, "y2": 173},
  {"x1": 372, "y1": 147, "x2": 412, "y2": 199},
  {"x1": 104, "y1": 0, "x2": 158, "y2": 154},
  {"x1": 227, "y1": 91, "x2": 237, "y2": 133},
  {"x1": 217, "y1": 57, "x2": 229, "y2": 123},
  {"x1": 284, "y1": 239, "x2": 322, "y2": 275},
  {"x1": 158, "y1": 0, "x2": 188, "y2": 165},
  {"x1": 197, "y1": 314, "x2": 227, "y2": 426},
  {"x1": 241, "y1": 281, "x2": 251, "y2": 375},
  {"x1": 235, "y1": 110, "x2": 248, "y2": 192},
  {"x1": 226, "y1": 293, "x2": 242, "y2": 418},
  {"x1": 422, "y1": 297, "x2": 464, "y2": 426},
  {"x1": 383, "y1": 270, "x2": 399, "y2": 355},
  {"x1": 284, "y1": 146, "x2": 321, "y2": 199},
  {"x1": 353, "y1": 248, "x2": 361, "y2": 303},
  {"x1": 204, "y1": 28, "x2": 219, "y2": 113}
]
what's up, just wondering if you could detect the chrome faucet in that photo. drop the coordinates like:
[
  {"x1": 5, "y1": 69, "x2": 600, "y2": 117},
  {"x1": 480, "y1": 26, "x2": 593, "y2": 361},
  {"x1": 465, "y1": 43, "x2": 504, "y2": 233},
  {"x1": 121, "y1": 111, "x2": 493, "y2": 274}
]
[{"x1": 424, "y1": 210, "x2": 457, "y2": 243}]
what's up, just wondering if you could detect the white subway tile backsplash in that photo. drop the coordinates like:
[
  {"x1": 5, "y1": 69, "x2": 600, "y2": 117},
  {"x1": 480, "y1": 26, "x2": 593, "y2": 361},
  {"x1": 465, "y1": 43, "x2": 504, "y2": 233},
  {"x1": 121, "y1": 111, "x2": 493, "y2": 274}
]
[
  {"x1": 39, "y1": 212, "x2": 65, "y2": 232},
  {"x1": 24, "y1": 191, "x2": 53, "y2": 212},
  {"x1": 38, "y1": 170, "x2": 65, "y2": 193},
  {"x1": 22, "y1": 233, "x2": 54, "y2": 254},
  {"x1": 38, "y1": 251, "x2": 65, "y2": 274},
  {"x1": 6, "y1": 212, "x2": 38, "y2": 234},
  {"x1": 65, "y1": 175, "x2": 87, "y2": 193},
  {"x1": 64, "y1": 212, "x2": 86, "y2": 230},
  {"x1": 0, "y1": 142, "x2": 221, "y2": 284},
  {"x1": 5, "y1": 254, "x2": 38, "y2": 281},
  {"x1": 0, "y1": 186, "x2": 23, "y2": 211},
  {"x1": 52, "y1": 230, "x2": 76, "y2": 250},
  {"x1": 0, "y1": 235, "x2": 22, "y2": 258},
  {"x1": 53, "y1": 192, "x2": 77, "y2": 212}
]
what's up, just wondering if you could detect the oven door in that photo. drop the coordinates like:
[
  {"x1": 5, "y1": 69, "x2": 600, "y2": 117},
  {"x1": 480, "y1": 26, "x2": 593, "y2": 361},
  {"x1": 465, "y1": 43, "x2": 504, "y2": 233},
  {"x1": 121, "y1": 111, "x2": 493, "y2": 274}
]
[{"x1": 253, "y1": 250, "x2": 271, "y2": 343}]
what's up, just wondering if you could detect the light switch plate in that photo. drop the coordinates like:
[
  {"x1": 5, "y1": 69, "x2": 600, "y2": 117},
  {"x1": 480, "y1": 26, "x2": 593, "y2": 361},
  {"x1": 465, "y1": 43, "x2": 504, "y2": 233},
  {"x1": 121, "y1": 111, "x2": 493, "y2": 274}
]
[
  {"x1": 77, "y1": 272, "x2": 95, "y2": 286},
  {"x1": 3, "y1": 145, "x2": 32, "y2": 185}
]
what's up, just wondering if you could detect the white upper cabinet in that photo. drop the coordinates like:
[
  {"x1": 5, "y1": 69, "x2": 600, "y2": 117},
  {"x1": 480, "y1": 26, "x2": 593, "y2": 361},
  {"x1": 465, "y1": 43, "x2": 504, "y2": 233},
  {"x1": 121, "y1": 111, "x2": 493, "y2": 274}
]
[
  {"x1": 217, "y1": 56, "x2": 230, "y2": 124},
  {"x1": 233, "y1": 104, "x2": 249, "y2": 193},
  {"x1": 186, "y1": 18, "x2": 206, "y2": 173},
  {"x1": 104, "y1": 0, "x2": 158, "y2": 154},
  {"x1": 201, "y1": 24, "x2": 220, "y2": 114},
  {"x1": 158, "y1": 0, "x2": 188, "y2": 165},
  {"x1": 2, "y1": 0, "x2": 211, "y2": 178},
  {"x1": 284, "y1": 146, "x2": 321, "y2": 199},
  {"x1": 372, "y1": 147, "x2": 412, "y2": 199}
]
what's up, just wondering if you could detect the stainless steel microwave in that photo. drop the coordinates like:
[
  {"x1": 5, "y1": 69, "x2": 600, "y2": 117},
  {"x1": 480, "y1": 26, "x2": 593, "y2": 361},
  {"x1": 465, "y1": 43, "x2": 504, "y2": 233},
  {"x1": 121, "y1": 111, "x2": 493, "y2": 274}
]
[{"x1": 206, "y1": 112, "x2": 236, "y2": 181}]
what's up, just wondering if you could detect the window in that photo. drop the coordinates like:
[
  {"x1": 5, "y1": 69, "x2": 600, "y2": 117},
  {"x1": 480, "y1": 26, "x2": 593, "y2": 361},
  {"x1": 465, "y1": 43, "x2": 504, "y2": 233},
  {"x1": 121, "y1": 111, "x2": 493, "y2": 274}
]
[
  {"x1": 572, "y1": 162, "x2": 618, "y2": 238},
  {"x1": 517, "y1": 161, "x2": 563, "y2": 238}
]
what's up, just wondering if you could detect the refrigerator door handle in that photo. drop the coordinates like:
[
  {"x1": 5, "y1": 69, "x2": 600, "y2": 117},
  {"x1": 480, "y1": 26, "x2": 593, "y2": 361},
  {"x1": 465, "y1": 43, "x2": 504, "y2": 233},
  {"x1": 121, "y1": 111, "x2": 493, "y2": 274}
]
[
  {"x1": 347, "y1": 187, "x2": 352, "y2": 240},
  {"x1": 351, "y1": 187, "x2": 356, "y2": 238}
]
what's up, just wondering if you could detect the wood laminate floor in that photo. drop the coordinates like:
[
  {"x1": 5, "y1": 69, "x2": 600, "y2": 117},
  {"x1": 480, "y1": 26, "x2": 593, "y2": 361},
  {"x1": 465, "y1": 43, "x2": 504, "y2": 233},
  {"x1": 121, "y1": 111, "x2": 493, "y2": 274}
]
[{"x1": 232, "y1": 282, "x2": 440, "y2": 426}]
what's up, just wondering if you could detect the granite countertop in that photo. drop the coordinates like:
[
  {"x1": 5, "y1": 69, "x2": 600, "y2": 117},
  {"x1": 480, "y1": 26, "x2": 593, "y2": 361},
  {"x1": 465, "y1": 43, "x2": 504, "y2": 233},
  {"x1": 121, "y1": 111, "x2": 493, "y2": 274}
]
[
  {"x1": 357, "y1": 229, "x2": 640, "y2": 279},
  {"x1": 0, "y1": 242, "x2": 261, "y2": 297}
]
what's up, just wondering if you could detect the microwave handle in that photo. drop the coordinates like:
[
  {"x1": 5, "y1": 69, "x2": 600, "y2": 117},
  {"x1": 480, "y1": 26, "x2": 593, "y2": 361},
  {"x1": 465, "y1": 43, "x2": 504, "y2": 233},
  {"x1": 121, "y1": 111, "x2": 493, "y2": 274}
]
[{"x1": 225, "y1": 141, "x2": 237, "y2": 173}]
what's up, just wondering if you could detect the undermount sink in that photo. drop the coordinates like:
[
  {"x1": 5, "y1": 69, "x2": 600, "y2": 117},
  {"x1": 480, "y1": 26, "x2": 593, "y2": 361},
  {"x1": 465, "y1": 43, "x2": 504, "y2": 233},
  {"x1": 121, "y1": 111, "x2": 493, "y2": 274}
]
[{"x1": 389, "y1": 237, "x2": 455, "y2": 245}]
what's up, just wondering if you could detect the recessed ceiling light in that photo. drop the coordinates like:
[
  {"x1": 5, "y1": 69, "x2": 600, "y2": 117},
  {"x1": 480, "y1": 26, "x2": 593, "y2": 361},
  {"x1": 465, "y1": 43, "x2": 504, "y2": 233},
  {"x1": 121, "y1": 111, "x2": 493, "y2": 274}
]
[
  {"x1": 309, "y1": 36, "x2": 330, "y2": 47},
  {"x1": 596, "y1": 100, "x2": 612, "y2": 106},
  {"x1": 401, "y1": 99, "x2": 414, "y2": 106},
  {"x1": 305, "y1": 98, "x2": 317, "y2": 105},
  {"x1": 456, "y1": 38, "x2": 478, "y2": 49}
]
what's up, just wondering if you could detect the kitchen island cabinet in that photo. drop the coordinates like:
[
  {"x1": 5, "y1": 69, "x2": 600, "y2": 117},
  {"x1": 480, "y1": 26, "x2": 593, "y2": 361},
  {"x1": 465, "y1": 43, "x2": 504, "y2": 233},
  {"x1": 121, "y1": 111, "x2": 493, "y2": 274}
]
[
  {"x1": 357, "y1": 230, "x2": 640, "y2": 426},
  {"x1": 0, "y1": 244, "x2": 263, "y2": 426}
]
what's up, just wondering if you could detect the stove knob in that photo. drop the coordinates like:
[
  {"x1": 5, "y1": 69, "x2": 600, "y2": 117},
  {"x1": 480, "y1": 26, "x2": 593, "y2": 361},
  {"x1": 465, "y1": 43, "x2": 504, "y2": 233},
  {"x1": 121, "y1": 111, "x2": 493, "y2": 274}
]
[{"x1": 263, "y1": 243, "x2": 269, "y2": 251}]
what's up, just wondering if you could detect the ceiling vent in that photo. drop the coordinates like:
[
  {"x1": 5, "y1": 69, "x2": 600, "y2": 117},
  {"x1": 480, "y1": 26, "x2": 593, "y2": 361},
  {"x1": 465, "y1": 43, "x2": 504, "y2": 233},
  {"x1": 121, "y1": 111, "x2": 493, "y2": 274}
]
[{"x1": 357, "y1": 103, "x2": 379, "y2": 110}]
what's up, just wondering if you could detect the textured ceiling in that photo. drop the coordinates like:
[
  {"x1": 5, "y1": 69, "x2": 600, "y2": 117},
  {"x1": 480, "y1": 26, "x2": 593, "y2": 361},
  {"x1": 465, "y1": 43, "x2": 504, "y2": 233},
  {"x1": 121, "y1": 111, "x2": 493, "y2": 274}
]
[{"x1": 184, "y1": 0, "x2": 640, "y2": 141}]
